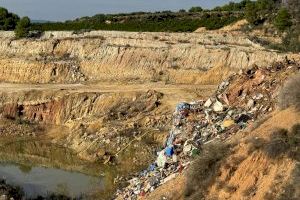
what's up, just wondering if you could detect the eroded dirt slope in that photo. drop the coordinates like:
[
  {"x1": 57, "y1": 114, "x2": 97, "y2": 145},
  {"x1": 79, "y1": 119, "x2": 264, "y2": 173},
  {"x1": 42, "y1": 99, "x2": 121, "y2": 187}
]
[
  {"x1": 0, "y1": 30, "x2": 299, "y2": 84},
  {"x1": 0, "y1": 28, "x2": 299, "y2": 199}
]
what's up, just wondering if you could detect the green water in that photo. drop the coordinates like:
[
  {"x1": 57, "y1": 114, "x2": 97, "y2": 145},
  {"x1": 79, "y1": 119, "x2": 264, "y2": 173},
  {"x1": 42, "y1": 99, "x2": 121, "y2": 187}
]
[
  {"x1": 0, "y1": 162, "x2": 103, "y2": 198},
  {"x1": 0, "y1": 138, "x2": 116, "y2": 199}
]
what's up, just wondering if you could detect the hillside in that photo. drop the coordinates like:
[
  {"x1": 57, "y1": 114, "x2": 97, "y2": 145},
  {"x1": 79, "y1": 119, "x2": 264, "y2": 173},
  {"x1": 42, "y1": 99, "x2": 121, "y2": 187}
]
[
  {"x1": 115, "y1": 58, "x2": 300, "y2": 199},
  {"x1": 0, "y1": 2, "x2": 299, "y2": 198}
]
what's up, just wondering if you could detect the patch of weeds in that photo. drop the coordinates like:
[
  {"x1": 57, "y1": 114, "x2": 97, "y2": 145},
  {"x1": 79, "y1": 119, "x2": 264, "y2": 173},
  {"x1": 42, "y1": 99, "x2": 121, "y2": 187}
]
[
  {"x1": 247, "y1": 124, "x2": 300, "y2": 161},
  {"x1": 280, "y1": 164, "x2": 300, "y2": 200},
  {"x1": 178, "y1": 39, "x2": 190, "y2": 44},
  {"x1": 215, "y1": 180, "x2": 225, "y2": 190},
  {"x1": 264, "y1": 128, "x2": 289, "y2": 159},
  {"x1": 243, "y1": 185, "x2": 257, "y2": 197},
  {"x1": 224, "y1": 185, "x2": 237, "y2": 194},
  {"x1": 231, "y1": 156, "x2": 246, "y2": 166},
  {"x1": 265, "y1": 164, "x2": 300, "y2": 200},
  {"x1": 288, "y1": 123, "x2": 300, "y2": 161},
  {"x1": 248, "y1": 36, "x2": 271, "y2": 46},
  {"x1": 246, "y1": 137, "x2": 266, "y2": 154},
  {"x1": 185, "y1": 142, "x2": 232, "y2": 200}
]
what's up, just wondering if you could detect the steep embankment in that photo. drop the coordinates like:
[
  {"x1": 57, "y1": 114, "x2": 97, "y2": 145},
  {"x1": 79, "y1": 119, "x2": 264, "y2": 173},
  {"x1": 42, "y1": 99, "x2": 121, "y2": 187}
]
[
  {"x1": 0, "y1": 31, "x2": 298, "y2": 84},
  {"x1": 0, "y1": 29, "x2": 299, "y2": 199},
  {"x1": 144, "y1": 109, "x2": 300, "y2": 200},
  {"x1": 115, "y1": 62, "x2": 300, "y2": 200}
]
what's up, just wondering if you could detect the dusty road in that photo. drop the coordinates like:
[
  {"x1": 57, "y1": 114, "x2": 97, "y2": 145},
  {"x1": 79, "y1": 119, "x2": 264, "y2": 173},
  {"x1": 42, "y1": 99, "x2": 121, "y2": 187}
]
[{"x1": 0, "y1": 82, "x2": 217, "y2": 107}]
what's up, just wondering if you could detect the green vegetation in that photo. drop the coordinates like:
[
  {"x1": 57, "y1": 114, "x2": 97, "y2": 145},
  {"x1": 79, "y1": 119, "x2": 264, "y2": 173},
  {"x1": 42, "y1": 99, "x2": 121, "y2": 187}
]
[
  {"x1": 0, "y1": 2, "x2": 252, "y2": 34},
  {"x1": 245, "y1": 0, "x2": 278, "y2": 26},
  {"x1": 0, "y1": 1, "x2": 299, "y2": 51},
  {"x1": 213, "y1": 0, "x2": 251, "y2": 11},
  {"x1": 274, "y1": 8, "x2": 293, "y2": 31},
  {"x1": 188, "y1": 7, "x2": 203, "y2": 13},
  {"x1": 0, "y1": 7, "x2": 19, "y2": 30},
  {"x1": 31, "y1": 12, "x2": 242, "y2": 32},
  {"x1": 14, "y1": 16, "x2": 31, "y2": 38},
  {"x1": 241, "y1": 0, "x2": 299, "y2": 52}
]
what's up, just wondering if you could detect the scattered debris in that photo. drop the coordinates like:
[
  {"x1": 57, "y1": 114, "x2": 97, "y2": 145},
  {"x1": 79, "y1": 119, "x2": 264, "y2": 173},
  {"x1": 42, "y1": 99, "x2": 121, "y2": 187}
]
[{"x1": 115, "y1": 61, "x2": 299, "y2": 199}]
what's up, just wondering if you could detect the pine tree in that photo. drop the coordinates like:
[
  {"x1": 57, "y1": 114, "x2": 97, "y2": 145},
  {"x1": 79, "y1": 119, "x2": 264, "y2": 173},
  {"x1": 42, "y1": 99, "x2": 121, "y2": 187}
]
[
  {"x1": 14, "y1": 16, "x2": 31, "y2": 38},
  {"x1": 274, "y1": 8, "x2": 293, "y2": 31}
]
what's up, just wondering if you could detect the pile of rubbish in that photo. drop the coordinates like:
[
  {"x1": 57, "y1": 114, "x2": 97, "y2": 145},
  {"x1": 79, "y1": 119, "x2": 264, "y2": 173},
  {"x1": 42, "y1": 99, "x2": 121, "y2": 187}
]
[{"x1": 115, "y1": 61, "x2": 299, "y2": 200}]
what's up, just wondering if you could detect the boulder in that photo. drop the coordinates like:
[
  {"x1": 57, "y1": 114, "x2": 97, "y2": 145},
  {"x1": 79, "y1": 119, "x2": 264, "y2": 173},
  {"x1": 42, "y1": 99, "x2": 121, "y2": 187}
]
[{"x1": 212, "y1": 100, "x2": 224, "y2": 112}]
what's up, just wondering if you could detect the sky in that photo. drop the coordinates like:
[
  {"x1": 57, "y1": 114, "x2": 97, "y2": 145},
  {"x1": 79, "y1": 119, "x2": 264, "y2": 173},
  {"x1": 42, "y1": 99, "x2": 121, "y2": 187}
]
[{"x1": 0, "y1": 0, "x2": 239, "y2": 21}]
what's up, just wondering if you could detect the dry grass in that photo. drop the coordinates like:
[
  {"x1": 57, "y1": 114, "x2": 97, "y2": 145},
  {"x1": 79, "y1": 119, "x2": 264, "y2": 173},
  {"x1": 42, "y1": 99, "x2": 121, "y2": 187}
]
[
  {"x1": 185, "y1": 142, "x2": 231, "y2": 200},
  {"x1": 264, "y1": 128, "x2": 290, "y2": 159},
  {"x1": 247, "y1": 124, "x2": 300, "y2": 160},
  {"x1": 264, "y1": 164, "x2": 300, "y2": 200}
]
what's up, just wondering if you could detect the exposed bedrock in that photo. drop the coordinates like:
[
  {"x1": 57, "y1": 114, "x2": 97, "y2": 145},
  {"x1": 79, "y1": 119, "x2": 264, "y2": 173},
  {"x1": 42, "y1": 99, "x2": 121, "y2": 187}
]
[{"x1": 0, "y1": 31, "x2": 298, "y2": 84}]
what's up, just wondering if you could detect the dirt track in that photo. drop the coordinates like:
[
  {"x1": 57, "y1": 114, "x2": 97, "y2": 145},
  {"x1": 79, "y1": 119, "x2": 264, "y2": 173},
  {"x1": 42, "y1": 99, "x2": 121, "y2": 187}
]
[{"x1": 0, "y1": 82, "x2": 217, "y2": 107}]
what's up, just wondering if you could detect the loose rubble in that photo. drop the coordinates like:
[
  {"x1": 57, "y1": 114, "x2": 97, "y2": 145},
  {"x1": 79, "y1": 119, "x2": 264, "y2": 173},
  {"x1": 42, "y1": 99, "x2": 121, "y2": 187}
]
[{"x1": 115, "y1": 61, "x2": 299, "y2": 200}]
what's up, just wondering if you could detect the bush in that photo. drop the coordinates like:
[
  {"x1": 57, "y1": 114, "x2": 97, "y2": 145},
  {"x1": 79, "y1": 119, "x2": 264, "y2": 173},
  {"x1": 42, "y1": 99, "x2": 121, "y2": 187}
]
[
  {"x1": 281, "y1": 27, "x2": 300, "y2": 52},
  {"x1": 185, "y1": 142, "x2": 231, "y2": 199},
  {"x1": 31, "y1": 13, "x2": 242, "y2": 32},
  {"x1": 0, "y1": 7, "x2": 19, "y2": 30},
  {"x1": 212, "y1": 0, "x2": 250, "y2": 12},
  {"x1": 246, "y1": 137, "x2": 266, "y2": 154},
  {"x1": 278, "y1": 73, "x2": 300, "y2": 111},
  {"x1": 248, "y1": 124, "x2": 300, "y2": 160},
  {"x1": 245, "y1": 1, "x2": 261, "y2": 25},
  {"x1": 288, "y1": 123, "x2": 300, "y2": 161},
  {"x1": 289, "y1": 123, "x2": 300, "y2": 145},
  {"x1": 189, "y1": 7, "x2": 203, "y2": 13},
  {"x1": 285, "y1": 0, "x2": 300, "y2": 24},
  {"x1": 264, "y1": 128, "x2": 289, "y2": 158},
  {"x1": 14, "y1": 16, "x2": 31, "y2": 38},
  {"x1": 245, "y1": 0, "x2": 277, "y2": 26},
  {"x1": 274, "y1": 8, "x2": 293, "y2": 31}
]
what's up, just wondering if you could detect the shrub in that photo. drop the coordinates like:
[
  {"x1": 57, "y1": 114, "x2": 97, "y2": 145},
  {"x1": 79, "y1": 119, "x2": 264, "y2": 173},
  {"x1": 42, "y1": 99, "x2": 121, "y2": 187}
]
[
  {"x1": 243, "y1": 185, "x2": 257, "y2": 197},
  {"x1": 212, "y1": 0, "x2": 250, "y2": 12},
  {"x1": 14, "y1": 16, "x2": 31, "y2": 38},
  {"x1": 248, "y1": 125, "x2": 300, "y2": 160},
  {"x1": 224, "y1": 185, "x2": 237, "y2": 193},
  {"x1": 277, "y1": 164, "x2": 300, "y2": 200},
  {"x1": 264, "y1": 128, "x2": 289, "y2": 158},
  {"x1": 274, "y1": 8, "x2": 293, "y2": 31},
  {"x1": 288, "y1": 123, "x2": 300, "y2": 161},
  {"x1": 281, "y1": 27, "x2": 300, "y2": 52},
  {"x1": 278, "y1": 73, "x2": 300, "y2": 111},
  {"x1": 289, "y1": 123, "x2": 300, "y2": 146},
  {"x1": 285, "y1": 0, "x2": 300, "y2": 24},
  {"x1": 189, "y1": 7, "x2": 203, "y2": 13},
  {"x1": 246, "y1": 137, "x2": 266, "y2": 154},
  {"x1": 185, "y1": 142, "x2": 231, "y2": 199},
  {"x1": 245, "y1": 0, "x2": 278, "y2": 26},
  {"x1": 245, "y1": 2, "x2": 261, "y2": 25}
]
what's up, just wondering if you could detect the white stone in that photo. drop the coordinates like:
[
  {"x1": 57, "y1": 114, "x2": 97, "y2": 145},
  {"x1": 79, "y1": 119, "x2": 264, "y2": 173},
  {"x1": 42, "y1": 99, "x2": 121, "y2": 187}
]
[
  {"x1": 212, "y1": 100, "x2": 224, "y2": 112},
  {"x1": 204, "y1": 98, "x2": 213, "y2": 108}
]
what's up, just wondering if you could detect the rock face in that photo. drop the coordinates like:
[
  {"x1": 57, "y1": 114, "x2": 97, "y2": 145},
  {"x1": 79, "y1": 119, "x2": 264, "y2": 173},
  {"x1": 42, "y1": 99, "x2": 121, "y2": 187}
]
[
  {"x1": 0, "y1": 89, "x2": 162, "y2": 125},
  {"x1": 0, "y1": 31, "x2": 298, "y2": 84}
]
